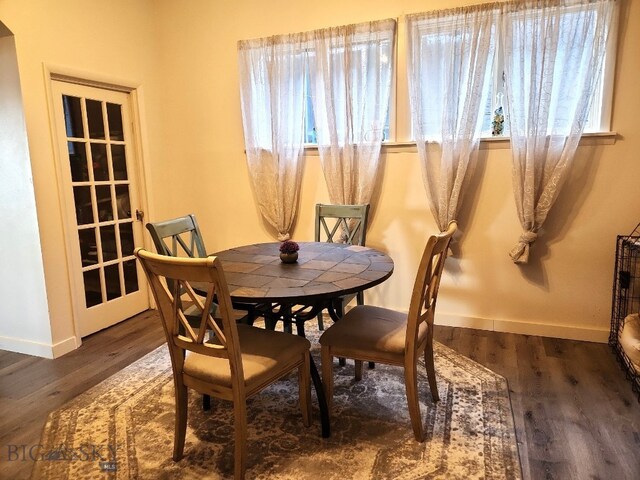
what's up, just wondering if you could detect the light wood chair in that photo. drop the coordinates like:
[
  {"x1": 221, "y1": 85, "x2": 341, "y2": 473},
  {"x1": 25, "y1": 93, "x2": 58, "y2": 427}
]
[
  {"x1": 314, "y1": 203, "x2": 370, "y2": 331},
  {"x1": 319, "y1": 221, "x2": 456, "y2": 442},
  {"x1": 135, "y1": 248, "x2": 311, "y2": 480},
  {"x1": 146, "y1": 214, "x2": 249, "y2": 411}
]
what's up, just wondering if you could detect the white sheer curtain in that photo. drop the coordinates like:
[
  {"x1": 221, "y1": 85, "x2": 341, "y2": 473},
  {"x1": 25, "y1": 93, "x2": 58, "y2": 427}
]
[
  {"x1": 407, "y1": 5, "x2": 497, "y2": 235},
  {"x1": 238, "y1": 35, "x2": 308, "y2": 240},
  {"x1": 502, "y1": 0, "x2": 617, "y2": 263},
  {"x1": 309, "y1": 19, "x2": 395, "y2": 206}
]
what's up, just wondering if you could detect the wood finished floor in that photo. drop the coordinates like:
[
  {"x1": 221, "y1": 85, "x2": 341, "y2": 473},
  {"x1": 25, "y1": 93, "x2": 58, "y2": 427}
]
[{"x1": 1, "y1": 310, "x2": 639, "y2": 480}]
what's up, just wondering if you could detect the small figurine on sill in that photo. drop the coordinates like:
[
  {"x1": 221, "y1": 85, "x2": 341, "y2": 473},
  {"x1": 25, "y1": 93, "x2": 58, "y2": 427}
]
[{"x1": 492, "y1": 92, "x2": 505, "y2": 137}]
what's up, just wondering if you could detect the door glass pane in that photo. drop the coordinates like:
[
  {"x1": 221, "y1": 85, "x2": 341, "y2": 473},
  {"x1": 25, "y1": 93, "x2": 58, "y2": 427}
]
[
  {"x1": 111, "y1": 144, "x2": 128, "y2": 180},
  {"x1": 68, "y1": 142, "x2": 89, "y2": 182},
  {"x1": 123, "y1": 260, "x2": 139, "y2": 294},
  {"x1": 107, "y1": 103, "x2": 124, "y2": 141},
  {"x1": 104, "y1": 264, "x2": 122, "y2": 300},
  {"x1": 73, "y1": 186, "x2": 94, "y2": 225},
  {"x1": 86, "y1": 99, "x2": 105, "y2": 139},
  {"x1": 62, "y1": 95, "x2": 84, "y2": 138},
  {"x1": 119, "y1": 222, "x2": 134, "y2": 256},
  {"x1": 90, "y1": 143, "x2": 109, "y2": 181},
  {"x1": 78, "y1": 228, "x2": 98, "y2": 266},
  {"x1": 96, "y1": 185, "x2": 113, "y2": 222},
  {"x1": 100, "y1": 225, "x2": 118, "y2": 261},
  {"x1": 83, "y1": 268, "x2": 102, "y2": 307},
  {"x1": 115, "y1": 185, "x2": 131, "y2": 219}
]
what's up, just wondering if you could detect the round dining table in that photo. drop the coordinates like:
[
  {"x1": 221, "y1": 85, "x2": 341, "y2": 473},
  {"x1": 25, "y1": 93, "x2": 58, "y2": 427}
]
[
  {"x1": 214, "y1": 241, "x2": 393, "y2": 305},
  {"x1": 211, "y1": 241, "x2": 394, "y2": 438}
]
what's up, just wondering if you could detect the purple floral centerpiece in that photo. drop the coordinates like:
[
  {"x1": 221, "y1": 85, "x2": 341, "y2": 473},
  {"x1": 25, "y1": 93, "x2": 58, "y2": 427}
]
[{"x1": 279, "y1": 240, "x2": 299, "y2": 263}]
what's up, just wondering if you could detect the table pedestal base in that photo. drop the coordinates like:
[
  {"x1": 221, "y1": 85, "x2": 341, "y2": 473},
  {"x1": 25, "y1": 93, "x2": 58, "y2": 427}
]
[{"x1": 242, "y1": 299, "x2": 347, "y2": 438}]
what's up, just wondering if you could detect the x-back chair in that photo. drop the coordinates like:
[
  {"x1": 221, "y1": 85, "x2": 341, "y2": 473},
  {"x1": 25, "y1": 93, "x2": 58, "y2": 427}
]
[
  {"x1": 135, "y1": 249, "x2": 311, "y2": 480},
  {"x1": 146, "y1": 214, "x2": 260, "y2": 325},
  {"x1": 146, "y1": 214, "x2": 208, "y2": 259},
  {"x1": 319, "y1": 222, "x2": 456, "y2": 441},
  {"x1": 314, "y1": 203, "x2": 370, "y2": 330},
  {"x1": 311, "y1": 203, "x2": 374, "y2": 368},
  {"x1": 146, "y1": 214, "x2": 260, "y2": 410}
]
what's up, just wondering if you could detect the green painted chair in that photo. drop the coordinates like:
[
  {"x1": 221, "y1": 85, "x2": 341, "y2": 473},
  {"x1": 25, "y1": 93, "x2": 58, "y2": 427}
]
[
  {"x1": 145, "y1": 214, "x2": 258, "y2": 325},
  {"x1": 146, "y1": 214, "x2": 208, "y2": 259},
  {"x1": 147, "y1": 215, "x2": 218, "y2": 322},
  {"x1": 314, "y1": 204, "x2": 370, "y2": 331}
]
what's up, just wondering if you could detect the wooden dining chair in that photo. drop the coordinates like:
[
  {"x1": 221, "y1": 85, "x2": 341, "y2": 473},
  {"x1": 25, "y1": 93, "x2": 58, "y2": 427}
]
[
  {"x1": 135, "y1": 248, "x2": 312, "y2": 480},
  {"x1": 146, "y1": 214, "x2": 257, "y2": 411},
  {"x1": 319, "y1": 221, "x2": 456, "y2": 441},
  {"x1": 146, "y1": 214, "x2": 208, "y2": 258},
  {"x1": 314, "y1": 203, "x2": 370, "y2": 331},
  {"x1": 146, "y1": 214, "x2": 259, "y2": 325},
  {"x1": 146, "y1": 215, "x2": 213, "y2": 316}
]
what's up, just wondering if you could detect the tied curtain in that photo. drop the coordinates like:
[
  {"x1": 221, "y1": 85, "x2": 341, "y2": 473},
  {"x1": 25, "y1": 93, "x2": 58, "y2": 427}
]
[
  {"x1": 309, "y1": 19, "x2": 396, "y2": 206},
  {"x1": 238, "y1": 35, "x2": 307, "y2": 241},
  {"x1": 502, "y1": 0, "x2": 617, "y2": 263},
  {"x1": 407, "y1": 5, "x2": 497, "y2": 237}
]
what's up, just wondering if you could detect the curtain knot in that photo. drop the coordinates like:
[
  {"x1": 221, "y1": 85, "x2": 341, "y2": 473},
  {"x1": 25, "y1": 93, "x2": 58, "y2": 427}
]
[
  {"x1": 509, "y1": 231, "x2": 538, "y2": 264},
  {"x1": 277, "y1": 232, "x2": 291, "y2": 241}
]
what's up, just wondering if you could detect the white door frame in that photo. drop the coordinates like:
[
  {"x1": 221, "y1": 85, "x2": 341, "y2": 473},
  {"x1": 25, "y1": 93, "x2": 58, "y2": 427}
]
[{"x1": 43, "y1": 63, "x2": 154, "y2": 347}]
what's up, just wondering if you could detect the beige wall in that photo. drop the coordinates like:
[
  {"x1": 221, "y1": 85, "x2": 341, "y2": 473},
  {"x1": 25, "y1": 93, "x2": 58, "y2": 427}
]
[
  {"x1": 0, "y1": 0, "x2": 164, "y2": 355},
  {"x1": 155, "y1": 0, "x2": 640, "y2": 341},
  {"x1": 1, "y1": 0, "x2": 638, "y2": 356}
]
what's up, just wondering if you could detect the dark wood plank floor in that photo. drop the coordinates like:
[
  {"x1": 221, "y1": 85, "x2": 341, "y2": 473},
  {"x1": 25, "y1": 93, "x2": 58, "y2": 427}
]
[
  {"x1": 0, "y1": 311, "x2": 165, "y2": 480},
  {"x1": 434, "y1": 327, "x2": 640, "y2": 479},
  {"x1": 1, "y1": 311, "x2": 639, "y2": 479}
]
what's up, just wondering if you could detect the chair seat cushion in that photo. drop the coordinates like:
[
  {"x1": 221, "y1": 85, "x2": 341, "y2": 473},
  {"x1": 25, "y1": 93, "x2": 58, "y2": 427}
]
[
  {"x1": 620, "y1": 314, "x2": 640, "y2": 371},
  {"x1": 183, "y1": 325, "x2": 310, "y2": 390},
  {"x1": 319, "y1": 305, "x2": 427, "y2": 361}
]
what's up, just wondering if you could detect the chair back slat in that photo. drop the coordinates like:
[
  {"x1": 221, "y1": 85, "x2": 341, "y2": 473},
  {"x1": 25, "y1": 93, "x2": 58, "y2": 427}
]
[
  {"x1": 167, "y1": 280, "x2": 199, "y2": 342},
  {"x1": 405, "y1": 222, "x2": 456, "y2": 357},
  {"x1": 315, "y1": 204, "x2": 369, "y2": 246},
  {"x1": 180, "y1": 280, "x2": 228, "y2": 347},
  {"x1": 135, "y1": 249, "x2": 243, "y2": 375}
]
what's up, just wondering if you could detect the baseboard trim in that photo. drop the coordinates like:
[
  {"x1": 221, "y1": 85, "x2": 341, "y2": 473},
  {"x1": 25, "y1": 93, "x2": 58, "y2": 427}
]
[
  {"x1": 0, "y1": 334, "x2": 80, "y2": 359},
  {"x1": 52, "y1": 335, "x2": 81, "y2": 358},
  {"x1": 435, "y1": 312, "x2": 609, "y2": 343}
]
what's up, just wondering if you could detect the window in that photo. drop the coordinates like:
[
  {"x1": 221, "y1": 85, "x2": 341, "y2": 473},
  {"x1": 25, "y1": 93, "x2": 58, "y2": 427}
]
[
  {"x1": 239, "y1": 42, "x2": 308, "y2": 150},
  {"x1": 398, "y1": 1, "x2": 618, "y2": 143},
  {"x1": 246, "y1": 1, "x2": 618, "y2": 150},
  {"x1": 406, "y1": 10, "x2": 498, "y2": 142},
  {"x1": 304, "y1": 34, "x2": 393, "y2": 145},
  {"x1": 492, "y1": 0, "x2": 618, "y2": 136}
]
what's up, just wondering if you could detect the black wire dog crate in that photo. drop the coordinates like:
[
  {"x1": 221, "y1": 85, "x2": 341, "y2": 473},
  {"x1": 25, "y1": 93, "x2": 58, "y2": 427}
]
[{"x1": 610, "y1": 222, "x2": 640, "y2": 399}]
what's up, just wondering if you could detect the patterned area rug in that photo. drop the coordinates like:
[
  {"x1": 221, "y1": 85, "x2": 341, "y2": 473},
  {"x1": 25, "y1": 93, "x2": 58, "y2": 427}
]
[{"x1": 31, "y1": 324, "x2": 521, "y2": 479}]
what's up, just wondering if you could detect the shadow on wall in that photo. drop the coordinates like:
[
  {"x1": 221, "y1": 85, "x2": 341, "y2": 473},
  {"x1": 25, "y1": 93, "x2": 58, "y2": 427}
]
[
  {"x1": 450, "y1": 147, "x2": 490, "y2": 260},
  {"x1": 347, "y1": 143, "x2": 474, "y2": 311},
  {"x1": 370, "y1": 144, "x2": 490, "y2": 275},
  {"x1": 517, "y1": 144, "x2": 603, "y2": 287}
]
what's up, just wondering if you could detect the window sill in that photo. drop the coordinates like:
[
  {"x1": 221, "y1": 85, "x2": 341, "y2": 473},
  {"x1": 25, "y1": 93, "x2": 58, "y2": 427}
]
[{"x1": 302, "y1": 131, "x2": 618, "y2": 155}]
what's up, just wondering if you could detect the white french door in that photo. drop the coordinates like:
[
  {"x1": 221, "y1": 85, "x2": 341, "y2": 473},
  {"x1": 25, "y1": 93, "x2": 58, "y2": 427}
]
[{"x1": 51, "y1": 80, "x2": 149, "y2": 337}]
